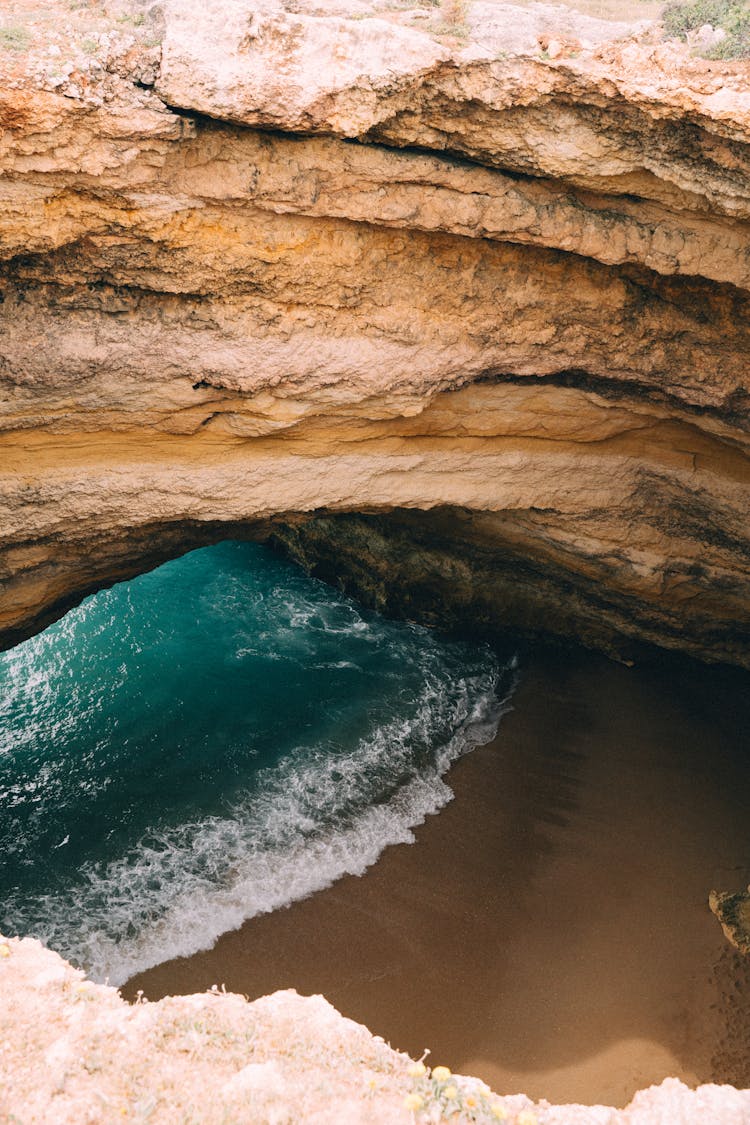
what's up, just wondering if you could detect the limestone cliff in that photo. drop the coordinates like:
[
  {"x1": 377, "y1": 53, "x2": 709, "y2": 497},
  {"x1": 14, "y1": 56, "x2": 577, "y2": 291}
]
[
  {"x1": 1, "y1": 0, "x2": 749, "y2": 664},
  {"x1": 2, "y1": 935, "x2": 750, "y2": 1124}
]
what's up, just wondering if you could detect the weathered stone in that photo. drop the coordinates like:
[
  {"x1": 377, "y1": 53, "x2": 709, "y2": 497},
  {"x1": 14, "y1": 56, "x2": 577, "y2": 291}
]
[
  {"x1": 709, "y1": 887, "x2": 750, "y2": 957},
  {"x1": 1, "y1": 0, "x2": 749, "y2": 668},
  {"x1": 2, "y1": 936, "x2": 750, "y2": 1124},
  {"x1": 2, "y1": 3, "x2": 750, "y2": 1117}
]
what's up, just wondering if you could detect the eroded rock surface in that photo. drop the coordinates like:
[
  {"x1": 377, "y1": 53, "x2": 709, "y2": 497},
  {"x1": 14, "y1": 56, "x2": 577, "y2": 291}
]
[
  {"x1": 710, "y1": 887, "x2": 750, "y2": 957},
  {"x1": 1, "y1": 0, "x2": 749, "y2": 664},
  {"x1": 2, "y1": 936, "x2": 750, "y2": 1124}
]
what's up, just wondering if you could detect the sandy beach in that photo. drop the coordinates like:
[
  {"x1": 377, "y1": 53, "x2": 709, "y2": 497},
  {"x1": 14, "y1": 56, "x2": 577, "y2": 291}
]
[{"x1": 124, "y1": 648, "x2": 750, "y2": 1107}]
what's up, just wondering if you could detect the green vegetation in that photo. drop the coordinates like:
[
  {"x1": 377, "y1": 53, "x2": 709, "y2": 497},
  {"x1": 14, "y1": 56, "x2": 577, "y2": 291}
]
[
  {"x1": 403, "y1": 1063, "x2": 524, "y2": 1122},
  {"x1": 0, "y1": 25, "x2": 32, "y2": 52},
  {"x1": 662, "y1": 0, "x2": 750, "y2": 57}
]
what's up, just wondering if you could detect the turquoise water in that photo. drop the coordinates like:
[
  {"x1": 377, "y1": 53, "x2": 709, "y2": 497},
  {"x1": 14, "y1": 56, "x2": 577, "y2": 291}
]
[{"x1": 0, "y1": 541, "x2": 514, "y2": 985}]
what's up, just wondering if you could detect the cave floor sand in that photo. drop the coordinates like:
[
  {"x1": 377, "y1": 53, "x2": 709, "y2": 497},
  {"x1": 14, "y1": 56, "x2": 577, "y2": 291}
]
[{"x1": 124, "y1": 649, "x2": 750, "y2": 1107}]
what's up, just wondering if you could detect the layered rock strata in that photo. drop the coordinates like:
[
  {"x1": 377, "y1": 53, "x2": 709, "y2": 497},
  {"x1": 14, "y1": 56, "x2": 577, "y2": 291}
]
[{"x1": 1, "y1": 0, "x2": 749, "y2": 664}]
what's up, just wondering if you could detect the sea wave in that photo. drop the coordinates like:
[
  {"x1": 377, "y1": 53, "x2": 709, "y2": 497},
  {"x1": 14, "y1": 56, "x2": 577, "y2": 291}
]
[
  {"x1": 3, "y1": 662, "x2": 515, "y2": 986},
  {"x1": 0, "y1": 541, "x2": 517, "y2": 986}
]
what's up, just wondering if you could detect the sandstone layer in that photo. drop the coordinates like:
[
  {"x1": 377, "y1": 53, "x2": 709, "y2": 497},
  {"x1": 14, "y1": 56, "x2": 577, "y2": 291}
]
[
  {"x1": 3, "y1": 934, "x2": 750, "y2": 1125},
  {"x1": 1, "y1": 0, "x2": 749, "y2": 663}
]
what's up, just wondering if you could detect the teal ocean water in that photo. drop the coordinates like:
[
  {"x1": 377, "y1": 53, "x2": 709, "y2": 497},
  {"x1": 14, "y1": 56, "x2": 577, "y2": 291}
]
[{"x1": 0, "y1": 542, "x2": 514, "y2": 985}]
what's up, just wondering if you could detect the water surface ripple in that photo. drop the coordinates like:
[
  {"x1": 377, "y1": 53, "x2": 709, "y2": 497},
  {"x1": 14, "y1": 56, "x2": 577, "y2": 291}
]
[{"x1": 0, "y1": 541, "x2": 514, "y2": 984}]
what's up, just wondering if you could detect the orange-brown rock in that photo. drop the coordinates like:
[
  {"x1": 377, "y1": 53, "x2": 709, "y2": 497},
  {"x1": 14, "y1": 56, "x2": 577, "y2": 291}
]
[{"x1": 0, "y1": 0, "x2": 749, "y2": 666}]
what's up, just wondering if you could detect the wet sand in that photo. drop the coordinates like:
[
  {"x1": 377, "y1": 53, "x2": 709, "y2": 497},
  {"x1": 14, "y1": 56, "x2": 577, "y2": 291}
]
[{"x1": 124, "y1": 648, "x2": 750, "y2": 1107}]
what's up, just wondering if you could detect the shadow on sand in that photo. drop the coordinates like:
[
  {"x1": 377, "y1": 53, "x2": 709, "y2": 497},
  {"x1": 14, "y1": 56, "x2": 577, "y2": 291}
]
[{"x1": 124, "y1": 649, "x2": 750, "y2": 1107}]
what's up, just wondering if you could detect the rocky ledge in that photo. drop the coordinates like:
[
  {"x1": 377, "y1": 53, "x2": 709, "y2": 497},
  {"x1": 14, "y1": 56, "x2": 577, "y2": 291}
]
[
  {"x1": 0, "y1": 0, "x2": 749, "y2": 664},
  {"x1": 1, "y1": 935, "x2": 749, "y2": 1124}
]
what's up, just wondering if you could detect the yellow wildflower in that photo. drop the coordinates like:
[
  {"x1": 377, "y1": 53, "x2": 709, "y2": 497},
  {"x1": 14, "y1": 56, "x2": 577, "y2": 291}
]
[
  {"x1": 466, "y1": 1095, "x2": 477, "y2": 1108},
  {"x1": 432, "y1": 1066, "x2": 452, "y2": 1083},
  {"x1": 368, "y1": 1078, "x2": 376, "y2": 1090},
  {"x1": 0, "y1": 945, "x2": 10, "y2": 959},
  {"x1": 408, "y1": 1061, "x2": 427, "y2": 1078},
  {"x1": 516, "y1": 1112, "x2": 538, "y2": 1125},
  {"x1": 444, "y1": 1085, "x2": 458, "y2": 1099},
  {"x1": 491, "y1": 1105, "x2": 508, "y2": 1120},
  {"x1": 404, "y1": 1093, "x2": 424, "y2": 1112}
]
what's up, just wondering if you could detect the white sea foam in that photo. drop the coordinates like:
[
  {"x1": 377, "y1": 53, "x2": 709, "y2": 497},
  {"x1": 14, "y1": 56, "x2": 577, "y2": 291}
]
[
  {"x1": 5, "y1": 659, "x2": 516, "y2": 986},
  {"x1": 1, "y1": 542, "x2": 518, "y2": 988}
]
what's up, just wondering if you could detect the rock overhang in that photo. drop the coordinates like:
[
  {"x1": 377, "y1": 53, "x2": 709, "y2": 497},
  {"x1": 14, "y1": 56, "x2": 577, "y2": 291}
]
[{"x1": 0, "y1": 0, "x2": 748, "y2": 666}]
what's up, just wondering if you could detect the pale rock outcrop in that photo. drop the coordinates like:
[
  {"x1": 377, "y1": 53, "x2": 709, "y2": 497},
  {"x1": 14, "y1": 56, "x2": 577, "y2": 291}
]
[{"x1": 2, "y1": 936, "x2": 750, "y2": 1124}]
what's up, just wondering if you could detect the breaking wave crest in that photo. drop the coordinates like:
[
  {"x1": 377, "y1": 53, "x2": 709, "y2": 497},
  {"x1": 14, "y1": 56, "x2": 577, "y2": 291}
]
[{"x1": 0, "y1": 542, "x2": 516, "y2": 985}]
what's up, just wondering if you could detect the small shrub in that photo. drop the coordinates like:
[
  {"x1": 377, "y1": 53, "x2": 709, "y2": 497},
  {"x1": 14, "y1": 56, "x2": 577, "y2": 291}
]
[
  {"x1": 662, "y1": 0, "x2": 750, "y2": 58},
  {"x1": 404, "y1": 1062, "x2": 517, "y2": 1122},
  {"x1": 0, "y1": 25, "x2": 32, "y2": 52}
]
